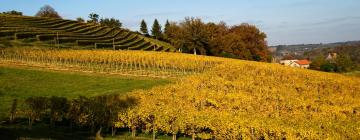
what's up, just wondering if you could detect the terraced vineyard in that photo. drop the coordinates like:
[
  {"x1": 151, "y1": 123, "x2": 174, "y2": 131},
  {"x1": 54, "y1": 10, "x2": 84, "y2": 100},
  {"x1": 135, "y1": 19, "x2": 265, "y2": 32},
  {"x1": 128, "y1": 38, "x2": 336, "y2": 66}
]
[{"x1": 0, "y1": 15, "x2": 175, "y2": 51}]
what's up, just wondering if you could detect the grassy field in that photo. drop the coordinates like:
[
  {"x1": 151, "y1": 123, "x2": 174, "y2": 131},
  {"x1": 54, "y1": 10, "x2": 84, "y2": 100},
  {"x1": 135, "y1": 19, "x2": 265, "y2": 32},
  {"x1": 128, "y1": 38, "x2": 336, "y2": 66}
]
[
  {"x1": 0, "y1": 65, "x2": 170, "y2": 121},
  {"x1": 344, "y1": 70, "x2": 360, "y2": 77}
]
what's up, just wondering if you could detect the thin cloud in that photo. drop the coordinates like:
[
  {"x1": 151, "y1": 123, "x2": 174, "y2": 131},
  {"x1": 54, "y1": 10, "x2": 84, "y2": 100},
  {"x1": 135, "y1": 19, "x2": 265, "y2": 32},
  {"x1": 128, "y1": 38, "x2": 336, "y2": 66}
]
[
  {"x1": 304, "y1": 16, "x2": 360, "y2": 26},
  {"x1": 134, "y1": 11, "x2": 180, "y2": 18}
]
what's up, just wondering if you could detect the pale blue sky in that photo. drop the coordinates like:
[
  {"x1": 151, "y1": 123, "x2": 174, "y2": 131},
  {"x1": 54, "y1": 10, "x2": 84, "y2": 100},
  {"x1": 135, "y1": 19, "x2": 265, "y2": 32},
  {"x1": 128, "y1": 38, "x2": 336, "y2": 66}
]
[{"x1": 1, "y1": 0, "x2": 360, "y2": 45}]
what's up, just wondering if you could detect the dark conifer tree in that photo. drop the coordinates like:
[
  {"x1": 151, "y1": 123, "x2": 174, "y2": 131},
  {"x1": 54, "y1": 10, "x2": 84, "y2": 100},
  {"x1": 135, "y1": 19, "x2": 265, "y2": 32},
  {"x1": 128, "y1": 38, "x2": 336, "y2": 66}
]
[
  {"x1": 140, "y1": 19, "x2": 149, "y2": 36},
  {"x1": 163, "y1": 20, "x2": 171, "y2": 39},
  {"x1": 151, "y1": 19, "x2": 162, "y2": 39}
]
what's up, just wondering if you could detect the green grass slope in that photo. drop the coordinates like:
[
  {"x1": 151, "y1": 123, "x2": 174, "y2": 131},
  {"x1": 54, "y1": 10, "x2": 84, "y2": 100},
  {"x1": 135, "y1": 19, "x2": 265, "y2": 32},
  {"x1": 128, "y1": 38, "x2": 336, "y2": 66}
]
[{"x1": 0, "y1": 65, "x2": 170, "y2": 121}]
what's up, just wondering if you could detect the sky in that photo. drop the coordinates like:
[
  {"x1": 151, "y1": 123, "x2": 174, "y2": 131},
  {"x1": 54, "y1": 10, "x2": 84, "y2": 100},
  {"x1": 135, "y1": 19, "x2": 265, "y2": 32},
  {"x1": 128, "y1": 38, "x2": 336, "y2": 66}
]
[{"x1": 1, "y1": 0, "x2": 360, "y2": 46}]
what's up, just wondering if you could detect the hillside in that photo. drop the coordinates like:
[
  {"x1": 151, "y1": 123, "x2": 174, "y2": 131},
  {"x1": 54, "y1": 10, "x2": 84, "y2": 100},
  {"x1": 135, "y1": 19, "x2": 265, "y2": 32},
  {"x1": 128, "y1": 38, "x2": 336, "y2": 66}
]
[
  {"x1": 121, "y1": 57, "x2": 360, "y2": 139},
  {"x1": 1, "y1": 47, "x2": 359, "y2": 139},
  {"x1": 0, "y1": 66, "x2": 169, "y2": 121},
  {"x1": 270, "y1": 41, "x2": 360, "y2": 59},
  {"x1": 0, "y1": 15, "x2": 175, "y2": 51}
]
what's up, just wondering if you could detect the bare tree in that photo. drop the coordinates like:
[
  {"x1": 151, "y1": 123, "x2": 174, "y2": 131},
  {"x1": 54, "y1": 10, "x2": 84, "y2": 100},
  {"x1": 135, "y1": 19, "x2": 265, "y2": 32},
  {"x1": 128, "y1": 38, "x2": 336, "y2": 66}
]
[{"x1": 35, "y1": 5, "x2": 61, "y2": 18}]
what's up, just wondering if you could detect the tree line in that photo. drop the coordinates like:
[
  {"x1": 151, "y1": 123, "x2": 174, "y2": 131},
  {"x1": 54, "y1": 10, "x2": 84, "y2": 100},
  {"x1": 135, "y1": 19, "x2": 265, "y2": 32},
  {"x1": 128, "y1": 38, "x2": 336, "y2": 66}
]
[
  {"x1": 139, "y1": 17, "x2": 270, "y2": 61},
  {"x1": 307, "y1": 44, "x2": 360, "y2": 72},
  {"x1": 33, "y1": 5, "x2": 123, "y2": 28},
  {"x1": 9, "y1": 95, "x2": 137, "y2": 137}
]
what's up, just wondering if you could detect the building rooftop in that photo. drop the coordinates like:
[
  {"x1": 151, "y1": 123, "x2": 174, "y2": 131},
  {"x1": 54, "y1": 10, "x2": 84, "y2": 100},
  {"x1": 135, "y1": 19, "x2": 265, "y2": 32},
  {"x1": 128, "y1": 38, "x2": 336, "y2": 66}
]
[{"x1": 295, "y1": 60, "x2": 311, "y2": 65}]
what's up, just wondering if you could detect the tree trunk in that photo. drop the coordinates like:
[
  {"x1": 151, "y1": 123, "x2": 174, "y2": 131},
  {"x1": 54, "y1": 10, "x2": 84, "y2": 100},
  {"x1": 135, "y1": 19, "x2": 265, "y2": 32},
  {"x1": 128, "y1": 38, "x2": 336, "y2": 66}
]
[
  {"x1": 191, "y1": 128, "x2": 196, "y2": 140},
  {"x1": 50, "y1": 113, "x2": 54, "y2": 128},
  {"x1": 28, "y1": 116, "x2": 32, "y2": 129},
  {"x1": 152, "y1": 131, "x2": 156, "y2": 140},
  {"x1": 96, "y1": 127, "x2": 104, "y2": 140},
  {"x1": 91, "y1": 122, "x2": 95, "y2": 133},
  {"x1": 131, "y1": 127, "x2": 136, "y2": 137},
  {"x1": 172, "y1": 134, "x2": 177, "y2": 140},
  {"x1": 10, "y1": 99, "x2": 17, "y2": 123},
  {"x1": 111, "y1": 126, "x2": 116, "y2": 137},
  {"x1": 70, "y1": 121, "x2": 73, "y2": 130}
]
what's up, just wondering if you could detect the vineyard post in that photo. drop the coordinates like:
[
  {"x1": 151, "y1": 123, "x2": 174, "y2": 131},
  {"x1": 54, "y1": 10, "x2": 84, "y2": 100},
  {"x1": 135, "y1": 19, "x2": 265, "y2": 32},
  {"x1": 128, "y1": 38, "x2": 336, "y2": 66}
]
[
  {"x1": 14, "y1": 33, "x2": 17, "y2": 41},
  {"x1": 54, "y1": 38, "x2": 56, "y2": 47},
  {"x1": 15, "y1": 28, "x2": 18, "y2": 41},
  {"x1": 57, "y1": 32, "x2": 59, "y2": 49},
  {"x1": 113, "y1": 38, "x2": 115, "y2": 50}
]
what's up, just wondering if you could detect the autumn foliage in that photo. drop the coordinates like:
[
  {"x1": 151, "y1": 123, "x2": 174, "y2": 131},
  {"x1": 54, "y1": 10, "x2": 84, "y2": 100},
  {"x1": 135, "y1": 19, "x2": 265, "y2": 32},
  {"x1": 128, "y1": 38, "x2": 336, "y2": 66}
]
[
  {"x1": 1, "y1": 48, "x2": 359, "y2": 139},
  {"x1": 117, "y1": 60, "x2": 360, "y2": 139},
  {"x1": 164, "y1": 18, "x2": 269, "y2": 61}
]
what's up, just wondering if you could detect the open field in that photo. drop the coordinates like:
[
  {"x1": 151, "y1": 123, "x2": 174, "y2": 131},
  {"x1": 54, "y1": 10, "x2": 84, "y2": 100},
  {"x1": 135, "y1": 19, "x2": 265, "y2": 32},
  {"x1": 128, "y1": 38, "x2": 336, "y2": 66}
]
[{"x1": 0, "y1": 65, "x2": 170, "y2": 121}]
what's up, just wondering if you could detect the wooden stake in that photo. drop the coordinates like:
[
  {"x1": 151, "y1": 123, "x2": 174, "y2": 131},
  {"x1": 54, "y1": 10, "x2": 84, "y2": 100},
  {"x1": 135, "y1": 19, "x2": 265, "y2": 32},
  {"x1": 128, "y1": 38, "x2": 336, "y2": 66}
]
[
  {"x1": 113, "y1": 38, "x2": 115, "y2": 50},
  {"x1": 57, "y1": 32, "x2": 59, "y2": 49}
]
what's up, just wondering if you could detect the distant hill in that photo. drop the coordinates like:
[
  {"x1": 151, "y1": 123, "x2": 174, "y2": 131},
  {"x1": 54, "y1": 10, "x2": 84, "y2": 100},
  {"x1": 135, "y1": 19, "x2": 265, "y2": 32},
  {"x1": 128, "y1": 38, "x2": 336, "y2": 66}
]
[
  {"x1": 270, "y1": 41, "x2": 360, "y2": 58},
  {"x1": 0, "y1": 14, "x2": 175, "y2": 51}
]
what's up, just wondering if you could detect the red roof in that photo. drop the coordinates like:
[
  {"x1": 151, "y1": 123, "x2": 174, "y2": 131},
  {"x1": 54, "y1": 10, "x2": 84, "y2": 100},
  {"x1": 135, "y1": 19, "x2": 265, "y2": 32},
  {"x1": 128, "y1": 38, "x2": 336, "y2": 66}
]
[{"x1": 295, "y1": 60, "x2": 311, "y2": 65}]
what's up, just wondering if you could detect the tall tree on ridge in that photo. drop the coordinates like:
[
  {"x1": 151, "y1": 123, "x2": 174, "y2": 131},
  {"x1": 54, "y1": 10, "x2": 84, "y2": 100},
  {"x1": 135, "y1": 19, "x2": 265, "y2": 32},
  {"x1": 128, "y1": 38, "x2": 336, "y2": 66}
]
[
  {"x1": 100, "y1": 18, "x2": 122, "y2": 28},
  {"x1": 88, "y1": 13, "x2": 99, "y2": 24},
  {"x1": 140, "y1": 19, "x2": 149, "y2": 36},
  {"x1": 151, "y1": 19, "x2": 162, "y2": 39},
  {"x1": 35, "y1": 5, "x2": 61, "y2": 18},
  {"x1": 76, "y1": 17, "x2": 85, "y2": 23},
  {"x1": 163, "y1": 20, "x2": 171, "y2": 39}
]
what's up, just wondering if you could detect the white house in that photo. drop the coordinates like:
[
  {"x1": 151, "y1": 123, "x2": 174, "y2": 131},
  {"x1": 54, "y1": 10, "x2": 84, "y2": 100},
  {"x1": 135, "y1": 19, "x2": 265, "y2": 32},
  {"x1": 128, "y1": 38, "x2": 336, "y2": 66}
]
[
  {"x1": 326, "y1": 53, "x2": 337, "y2": 61},
  {"x1": 280, "y1": 59, "x2": 311, "y2": 69},
  {"x1": 280, "y1": 60, "x2": 298, "y2": 66}
]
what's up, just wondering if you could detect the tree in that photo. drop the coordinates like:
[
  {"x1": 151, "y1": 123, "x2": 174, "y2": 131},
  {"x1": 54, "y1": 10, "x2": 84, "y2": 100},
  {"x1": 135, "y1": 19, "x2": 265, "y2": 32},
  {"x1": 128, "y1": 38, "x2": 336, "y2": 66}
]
[
  {"x1": 25, "y1": 97, "x2": 48, "y2": 129},
  {"x1": 76, "y1": 17, "x2": 85, "y2": 23},
  {"x1": 88, "y1": 13, "x2": 99, "y2": 24},
  {"x1": 220, "y1": 24, "x2": 268, "y2": 61},
  {"x1": 310, "y1": 55, "x2": 326, "y2": 70},
  {"x1": 162, "y1": 22, "x2": 183, "y2": 51},
  {"x1": 335, "y1": 54, "x2": 353, "y2": 72},
  {"x1": 151, "y1": 19, "x2": 162, "y2": 39},
  {"x1": 35, "y1": 5, "x2": 61, "y2": 18},
  {"x1": 140, "y1": 19, "x2": 149, "y2": 36},
  {"x1": 205, "y1": 22, "x2": 227, "y2": 56},
  {"x1": 10, "y1": 99, "x2": 18, "y2": 123},
  {"x1": 49, "y1": 96, "x2": 69, "y2": 127},
  {"x1": 320, "y1": 63, "x2": 335, "y2": 72},
  {"x1": 163, "y1": 18, "x2": 268, "y2": 60},
  {"x1": 220, "y1": 33, "x2": 252, "y2": 60},
  {"x1": 2, "y1": 10, "x2": 22, "y2": 16},
  {"x1": 67, "y1": 96, "x2": 90, "y2": 129},
  {"x1": 179, "y1": 17, "x2": 209, "y2": 55},
  {"x1": 100, "y1": 18, "x2": 122, "y2": 28},
  {"x1": 163, "y1": 20, "x2": 171, "y2": 39}
]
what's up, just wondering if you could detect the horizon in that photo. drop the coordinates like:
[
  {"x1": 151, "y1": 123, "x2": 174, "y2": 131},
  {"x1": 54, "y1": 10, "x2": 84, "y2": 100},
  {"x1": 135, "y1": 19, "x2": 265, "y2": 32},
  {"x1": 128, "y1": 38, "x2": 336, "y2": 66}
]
[{"x1": 1, "y1": 0, "x2": 360, "y2": 46}]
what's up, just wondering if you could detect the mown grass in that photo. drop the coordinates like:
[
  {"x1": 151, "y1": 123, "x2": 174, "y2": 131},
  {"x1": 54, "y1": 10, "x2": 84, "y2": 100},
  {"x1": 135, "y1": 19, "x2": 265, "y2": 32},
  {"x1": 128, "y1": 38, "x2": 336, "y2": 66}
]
[
  {"x1": 343, "y1": 70, "x2": 360, "y2": 77},
  {"x1": 0, "y1": 65, "x2": 170, "y2": 121},
  {"x1": 144, "y1": 37, "x2": 176, "y2": 52}
]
